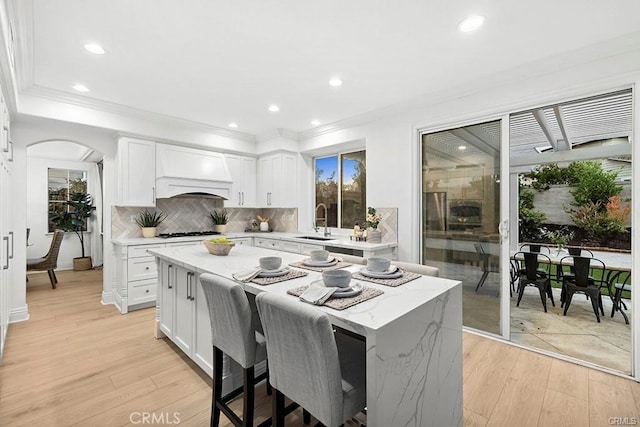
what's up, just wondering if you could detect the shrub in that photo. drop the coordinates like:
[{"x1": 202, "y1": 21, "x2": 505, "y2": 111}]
[
  {"x1": 518, "y1": 187, "x2": 546, "y2": 241},
  {"x1": 567, "y1": 161, "x2": 622, "y2": 209}
]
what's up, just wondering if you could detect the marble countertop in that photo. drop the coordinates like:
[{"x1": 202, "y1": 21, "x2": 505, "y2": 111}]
[
  {"x1": 148, "y1": 244, "x2": 458, "y2": 334},
  {"x1": 113, "y1": 231, "x2": 397, "y2": 251}
]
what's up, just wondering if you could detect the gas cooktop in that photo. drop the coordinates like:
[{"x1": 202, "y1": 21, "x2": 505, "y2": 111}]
[{"x1": 158, "y1": 231, "x2": 221, "y2": 239}]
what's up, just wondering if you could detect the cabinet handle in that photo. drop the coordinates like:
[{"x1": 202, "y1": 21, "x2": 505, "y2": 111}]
[
  {"x1": 152, "y1": 186, "x2": 156, "y2": 204},
  {"x1": 167, "y1": 264, "x2": 173, "y2": 289},
  {"x1": 145, "y1": 289, "x2": 150, "y2": 293},
  {"x1": 9, "y1": 231, "x2": 13, "y2": 259},
  {"x1": 3, "y1": 236, "x2": 8, "y2": 269},
  {"x1": 241, "y1": 192, "x2": 244, "y2": 205},
  {"x1": 186, "y1": 271, "x2": 190, "y2": 300},
  {"x1": 238, "y1": 192, "x2": 241, "y2": 205}
]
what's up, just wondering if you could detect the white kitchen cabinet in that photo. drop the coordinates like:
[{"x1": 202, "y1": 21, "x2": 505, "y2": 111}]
[
  {"x1": 0, "y1": 118, "x2": 12, "y2": 361},
  {"x1": 173, "y1": 265, "x2": 195, "y2": 355},
  {"x1": 225, "y1": 154, "x2": 256, "y2": 207},
  {"x1": 116, "y1": 137, "x2": 156, "y2": 207},
  {"x1": 254, "y1": 236, "x2": 301, "y2": 254},
  {"x1": 257, "y1": 152, "x2": 297, "y2": 207},
  {"x1": 114, "y1": 243, "x2": 164, "y2": 314},
  {"x1": 193, "y1": 276, "x2": 213, "y2": 375},
  {"x1": 158, "y1": 260, "x2": 175, "y2": 338},
  {"x1": 229, "y1": 237, "x2": 253, "y2": 246}
]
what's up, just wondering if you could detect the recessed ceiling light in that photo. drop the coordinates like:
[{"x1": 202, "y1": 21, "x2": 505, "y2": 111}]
[
  {"x1": 458, "y1": 145, "x2": 467, "y2": 151},
  {"x1": 311, "y1": 120, "x2": 321, "y2": 126},
  {"x1": 228, "y1": 122, "x2": 238, "y2": 128},
  {"x1": 72, "y1": 84, "x2": 89, "y2": 92},
  {"x1": 458, "y1": 15, "x2": 485, "y2": 32},
  {"x1": 268, "y1": 105, "x2": 280, "y2": 112},
  {"x1": 329, "y1": 78, "x2": 343, "y2": 87},
  {"x1": 84, "y1": 43, "x2": 105, "y2": 55}
]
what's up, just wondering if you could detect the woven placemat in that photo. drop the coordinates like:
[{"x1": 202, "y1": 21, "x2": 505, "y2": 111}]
[
  {"x1": 250, "y1": 269, "x2": 309, "y2": 286},
  {"x1": 287, "y1": 284, "x2": 384, "y2": 310},
  {"x1": 288, "y1": 260, "x2": 352, "y2": 272},
  {"x1": 351, "y1": 270, "x2": 422, "y2": 287}
]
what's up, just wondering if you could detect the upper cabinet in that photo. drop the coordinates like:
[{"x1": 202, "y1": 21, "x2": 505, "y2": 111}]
[
  {"x1": 116, "y1": 138, "x2": 156, "y2": 207},
  {"x1": 258, "y1": 152, "x2": 297, "y2": 207},
  {"x1": 225, "y1": 154, "x2": 256, "y2": 207}
]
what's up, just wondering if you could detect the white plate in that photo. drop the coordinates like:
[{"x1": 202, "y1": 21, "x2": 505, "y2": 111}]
[
  {"x1": 360, "y1": 266, "x2": 403, "y2": 279},
  {"x1": 302, "y1": 257, "x2": 338, "y2": 267},
  {"x1": 309, "y1": 280, "x2": 363, "y2": 298},
  {"x1": 331, "y1": 282, "x2": 363, "y2": 298},
  {"x1": 258, "y1": 267, "x2": 290, "y2": 277}
]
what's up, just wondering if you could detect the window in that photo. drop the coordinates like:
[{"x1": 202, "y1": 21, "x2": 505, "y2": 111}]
[
  {"x1": 48, "y1": 168, "x2": 87, "y2": 232},
  {"x1": 314, "y1": 150, "x2": 366, "y2": 229}
]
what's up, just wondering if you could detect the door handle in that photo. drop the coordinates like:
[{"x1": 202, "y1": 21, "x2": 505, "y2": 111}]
[
  {"x1": 167, "y1": 264, "x2": 173, "y2": 289},
  {"x1": 498, "y1": 220, "x2": 509, "y2": 241},
  {"x1": 3, "y1": 236, "x2": 8, "y2": 269},
  {"x1": 9, "y1": 231, "x2": 14, "y2": 259}
]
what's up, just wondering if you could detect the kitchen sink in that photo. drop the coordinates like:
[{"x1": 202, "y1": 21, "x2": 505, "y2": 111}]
[{"x1": 294, "y1": 235, "x2": 336, "y2": 241}]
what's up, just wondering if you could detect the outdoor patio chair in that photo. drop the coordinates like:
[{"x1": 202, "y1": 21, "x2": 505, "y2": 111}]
[
  {"x1": 26, "y1": 229, "x2": 64, "y2": 289},
  {"x1": 515, "y1": 251, "x2": 554, "y2": 312},
  {"x1": 609, "y1": 270, "x2": 631, "y2": 324},
  {"x1": 567, "y1": 247, "x2": 594, "y2": 257},
  {"x1": 560, "y1": 255, "x2": 606, "y2": 322}
]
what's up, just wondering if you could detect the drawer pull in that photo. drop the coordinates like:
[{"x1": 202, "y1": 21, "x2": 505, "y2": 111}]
[{"x1": 145, "y1": 289, "x2": 149, "y2": 293}]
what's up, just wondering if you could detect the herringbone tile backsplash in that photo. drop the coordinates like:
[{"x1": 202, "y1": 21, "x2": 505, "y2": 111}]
[{"x1": 112, "y1": 198, "x2": 298, "y2": 239}]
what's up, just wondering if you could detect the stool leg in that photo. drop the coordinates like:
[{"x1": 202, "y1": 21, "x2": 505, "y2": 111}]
[
  {"x1": 243, "y1": 367, "x2": 255, "y2": 427},
  {"x1": 272, "y1": 389, "x2": 285, "y2": 427},
  {"x1": 212, "y1": 347, "x2": 223, "y2": 427},
  {"x1": 303, "y1": 409, "x2": 311, "y2": 425}
]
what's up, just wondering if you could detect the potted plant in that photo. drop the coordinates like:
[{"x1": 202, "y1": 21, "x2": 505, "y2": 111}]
[
  {"x1": 209, "y1": 209, "x2": 229, "y2": 233},
  {"x1": 49, "y1": 192, "x2": 96, "y2": 270},
  {"x1": 135, "y1": 209, "x2": 167, "y2": 238},
  {"x1": 362, "y1": 207, "x2": 383, "y2": 243}
]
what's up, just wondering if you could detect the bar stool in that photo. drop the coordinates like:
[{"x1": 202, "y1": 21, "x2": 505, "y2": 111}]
[
  {"x1": 199, "y1": 273, "x2": 270, "y2": 427},
  {"x1": 256, "y1": 292, "x2": 367, "y2": 427}
]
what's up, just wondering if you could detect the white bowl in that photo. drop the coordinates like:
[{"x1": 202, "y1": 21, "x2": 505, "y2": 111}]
[
  {"x1": 310, "y1": 250, "x2": 330, "y2": 262},
  {"x1": 322, "y1": 270, "x2": 352, "y2": 288},
  {"x1": 259, "y1": 256, "x2": 282, "y2": 271},
  {"x1": 367, "y1": 257, "x2": 391, "y2": 272}
]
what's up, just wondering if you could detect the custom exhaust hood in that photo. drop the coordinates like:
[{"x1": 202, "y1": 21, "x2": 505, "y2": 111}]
[{"x1": 155, "y1": 143, "x2": 232, "y2": 199}]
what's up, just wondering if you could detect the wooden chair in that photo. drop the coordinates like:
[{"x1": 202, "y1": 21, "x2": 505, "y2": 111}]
[{"x1": 27, "y1": 230, "x2": 64, "y2": 289}]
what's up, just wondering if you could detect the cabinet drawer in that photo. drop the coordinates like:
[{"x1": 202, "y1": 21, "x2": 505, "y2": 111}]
[
  {"x1": 129, "y1": 279, "x2": 157, "y2": 306},
  {"x1": 280, "y1": 241, "x2": 301, "y2": 253},
  {"x1": 166, "y1": 240, "x2": 202, "y2": 248},
  {"x1": 255, "y1": 238, "x2": 279, "y2": 250},
  {"x1": 129, "y1": 244, "x2": 165, "y2": 258},
  {"x1": 231, "y1": 237, "x2": 253, "y2": 246},
  {"x1": 127, "y1": 257, "x2": 157, "y2": 281}
]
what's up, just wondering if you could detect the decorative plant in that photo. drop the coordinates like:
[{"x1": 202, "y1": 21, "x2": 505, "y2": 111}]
[
  {"x1": 518, "y1": 185, "x2": 546, "y2": 242},
  {"x1": 135, "y1": 209, "x2": 167, "y2": 228},
  {"x1": 362, "y1": 207, "x2": 382, "y2": 230},
  {"x1": 49, "y1": 192, "x2": 96, "y2": 258},
  {"x1": 257, "y1": 215, "x2": 269, "y2": 223},
  {"x1": 544, "y1": 227, "x2": 574, "y2": 251},
  {"x1": 209, "y1": 209, "x2": 229, "y2": 225}
]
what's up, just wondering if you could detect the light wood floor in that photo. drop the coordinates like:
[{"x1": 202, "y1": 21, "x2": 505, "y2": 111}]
[{"x1": 1, "y1": 271, "x2": 638, "y2": 426}]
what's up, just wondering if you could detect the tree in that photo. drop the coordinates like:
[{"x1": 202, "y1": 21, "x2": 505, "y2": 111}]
[{"x1": 49, "y1": 192, "x2": 95, "y2": 258}]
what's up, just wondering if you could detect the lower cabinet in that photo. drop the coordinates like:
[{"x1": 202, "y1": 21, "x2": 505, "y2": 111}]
[{"x1": 156, "y1": 260, "x2": 244, "y2": 394}]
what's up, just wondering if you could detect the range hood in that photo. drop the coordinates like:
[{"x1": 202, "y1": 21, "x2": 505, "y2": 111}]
[{"x1": 155, "y1": 144, "x2": 232, "y2": 199}]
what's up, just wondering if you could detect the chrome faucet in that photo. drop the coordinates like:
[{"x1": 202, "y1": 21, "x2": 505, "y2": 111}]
[{"x1": 315, "y1": 203, "x2": 331, "y2": 237}]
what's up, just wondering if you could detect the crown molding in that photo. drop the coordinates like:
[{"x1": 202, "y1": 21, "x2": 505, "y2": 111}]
[
  {"x1": 20, "y1": 84, "x2": 257, "y2": 143},
  {"x1": 256, "y1": 127, "x2": 299, "y2": 143},
  {"x1": 11, "y1": 0, "x2": 32, "y2": 93}
]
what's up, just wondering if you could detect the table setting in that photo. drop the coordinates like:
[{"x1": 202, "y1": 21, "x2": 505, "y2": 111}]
[
  {"x1": 288, "y1": 249, "x2": 353, "y2": 272},
  {"x1": 287, "y1": 268, "x2": 384, "y2": 310},
  {"x1": 352, "y1": 257, "x2": 422, "y2": 287},
  {"x1": 232, "y1": 256, "x2": 308, "y2": 285}
]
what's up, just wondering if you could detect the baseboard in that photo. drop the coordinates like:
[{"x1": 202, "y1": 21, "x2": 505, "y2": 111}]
[
  {"x1": 9, "y1": 305, "x2": 30, "y2": 323},
  {"x1": 101, "y1": 291, "x2": 114, "y2": 306}
]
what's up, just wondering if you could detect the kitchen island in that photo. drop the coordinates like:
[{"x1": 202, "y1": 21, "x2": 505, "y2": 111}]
[{"x1": 149, "y1": 244, "x2": 462, "y2": 427}]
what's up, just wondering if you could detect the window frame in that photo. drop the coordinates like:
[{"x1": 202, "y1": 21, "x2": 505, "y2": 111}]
[
  {"x1": 313, "y1": 149, "x2": 366, "y2": 230},
  {"x1": 48, "y1": 168, "x2": 88, "y2": 232}
]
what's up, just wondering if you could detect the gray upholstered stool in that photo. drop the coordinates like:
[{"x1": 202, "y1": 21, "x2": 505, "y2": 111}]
[
  {"x1": 256, "y1": 292, "x2": 367, "y2": 427},
  {"x1": 199, "y1": 273, "x2": 270, "y2": 427}
]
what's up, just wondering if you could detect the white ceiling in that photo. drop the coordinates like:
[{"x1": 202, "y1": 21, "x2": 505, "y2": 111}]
[{"x1": 13, "y1": 0, "x2": 640, "y2": 137}]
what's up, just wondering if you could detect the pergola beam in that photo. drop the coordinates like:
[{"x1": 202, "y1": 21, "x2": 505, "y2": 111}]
[
  {"x1": 450, "y1": 128, "x2": 499, "y2": 157},
  {"x1": 532, "y1": 109, "x2": 558, "y2": 151},
  {"x1": 553, "y1": 105, "x2": 572, "y2": 150}
]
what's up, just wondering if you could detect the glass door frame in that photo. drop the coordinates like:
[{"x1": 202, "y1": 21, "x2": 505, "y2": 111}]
[{"x1": 417, "y1": 114, "x2": 512, "y2": 340}]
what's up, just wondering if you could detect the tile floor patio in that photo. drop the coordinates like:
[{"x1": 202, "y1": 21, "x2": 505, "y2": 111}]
[{"x1": 429, "y1": 260, "x2": 632, "y2": 375}]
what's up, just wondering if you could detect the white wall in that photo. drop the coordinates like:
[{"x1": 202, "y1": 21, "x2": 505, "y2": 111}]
[
  {"x1": 26, "y1": 157, "x2": 95, "y2": 269},
  {"x1": 11, "y1": 115, "x2": 117, "y2": 320}
]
